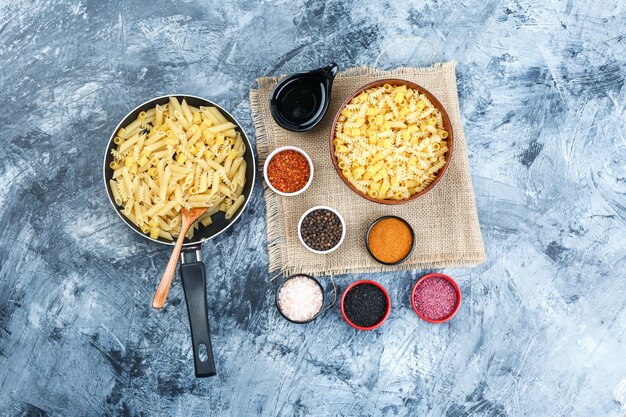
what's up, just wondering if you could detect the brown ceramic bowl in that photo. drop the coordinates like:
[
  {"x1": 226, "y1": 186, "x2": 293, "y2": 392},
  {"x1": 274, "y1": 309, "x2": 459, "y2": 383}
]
[{"x1": 329, "y1": 79, "x2": 454, "y2": 205}]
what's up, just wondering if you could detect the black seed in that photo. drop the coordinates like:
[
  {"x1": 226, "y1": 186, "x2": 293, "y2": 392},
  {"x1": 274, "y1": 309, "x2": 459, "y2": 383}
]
[{"x1": 343, "y1": 283, "x2": 388, "y2": 328}]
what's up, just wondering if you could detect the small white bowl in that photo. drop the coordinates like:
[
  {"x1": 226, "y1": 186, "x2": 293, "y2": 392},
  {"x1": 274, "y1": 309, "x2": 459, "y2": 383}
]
[
  {"x1": 298, "y1": 206, "x2": 346, "y2": 254},
  {"x1": 263, "y1": 146, "x2": 314, "y2": 196}
]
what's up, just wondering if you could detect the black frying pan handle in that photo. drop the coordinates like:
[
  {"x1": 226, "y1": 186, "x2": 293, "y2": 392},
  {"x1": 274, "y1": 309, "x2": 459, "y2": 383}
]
[{"x1": 180, "y1": 249, "x2": 216, "y2": 378}]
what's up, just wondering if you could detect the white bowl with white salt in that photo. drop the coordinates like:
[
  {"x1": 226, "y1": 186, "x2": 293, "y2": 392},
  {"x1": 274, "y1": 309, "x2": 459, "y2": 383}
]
[{"x1": 276, "y1": 274, "x2": 324, "y2": 323}]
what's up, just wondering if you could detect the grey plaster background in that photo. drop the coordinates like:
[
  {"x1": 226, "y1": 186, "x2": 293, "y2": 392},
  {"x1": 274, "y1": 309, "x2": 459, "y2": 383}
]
[{"x1": 1, "y1": 0, "x2": 625, "y2": 416}]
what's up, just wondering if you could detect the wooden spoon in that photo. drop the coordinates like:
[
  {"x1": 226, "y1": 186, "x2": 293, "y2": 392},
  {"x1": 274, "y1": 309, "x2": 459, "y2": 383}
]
[{"x1": 152, "y1": 206, "x2": 208, "y2": 309}]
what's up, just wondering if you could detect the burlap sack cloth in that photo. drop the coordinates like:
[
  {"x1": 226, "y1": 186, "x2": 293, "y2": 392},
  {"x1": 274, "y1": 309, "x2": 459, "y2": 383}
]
[{"x1": 250, "y1": 63, "x2": 485, "y2": 277}]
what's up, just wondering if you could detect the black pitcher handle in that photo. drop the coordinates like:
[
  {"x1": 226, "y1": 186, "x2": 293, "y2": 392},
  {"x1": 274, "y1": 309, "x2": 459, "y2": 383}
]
[{"x1": 179, "y1": 246, "x2": 216, "y2": 378}]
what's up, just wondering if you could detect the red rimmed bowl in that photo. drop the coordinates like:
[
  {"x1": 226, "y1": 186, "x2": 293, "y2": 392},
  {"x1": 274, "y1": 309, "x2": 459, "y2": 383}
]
[
  {"x1": 411, "y1": 273, "x2": 461, "y2": 324},
  {"x1": 340, "y1": 280, "x2": 391, "y2": 331}
]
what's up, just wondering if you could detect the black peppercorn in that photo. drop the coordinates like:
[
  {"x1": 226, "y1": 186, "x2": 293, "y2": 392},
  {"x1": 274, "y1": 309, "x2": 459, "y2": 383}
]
[{"x1": 300, "y1": 209, "x2": 343, "y2": 252}]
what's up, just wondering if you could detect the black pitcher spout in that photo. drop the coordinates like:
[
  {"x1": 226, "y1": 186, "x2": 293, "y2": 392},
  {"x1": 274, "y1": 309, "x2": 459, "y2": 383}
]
[{"x1": 322, "y1": 62, "x2": 339, "y2": 79}]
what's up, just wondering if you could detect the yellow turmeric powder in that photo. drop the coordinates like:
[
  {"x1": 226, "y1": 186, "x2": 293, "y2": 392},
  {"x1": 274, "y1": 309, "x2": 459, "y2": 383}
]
[{"x1": 367, "y1": 218, "x2": 413, "y2": 264}]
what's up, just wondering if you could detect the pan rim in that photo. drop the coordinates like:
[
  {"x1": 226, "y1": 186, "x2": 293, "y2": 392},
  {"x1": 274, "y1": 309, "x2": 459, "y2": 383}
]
[{"x1": 102, "y1": 93, "x2": 257, "y2": 247}]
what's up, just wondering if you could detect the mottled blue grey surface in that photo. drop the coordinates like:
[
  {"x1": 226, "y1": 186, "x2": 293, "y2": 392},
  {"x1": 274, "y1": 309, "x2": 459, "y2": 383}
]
[{"x1": 1, "y1": 0, "x2": 626, "y2": 416}]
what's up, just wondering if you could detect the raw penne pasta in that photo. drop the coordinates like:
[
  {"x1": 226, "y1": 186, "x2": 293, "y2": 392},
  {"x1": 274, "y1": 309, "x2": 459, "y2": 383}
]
[
  {"x1": 181, "y1": 99, "x2": 194, "y2": 124},
  {"x1": 229, "y1": 157, "x2": 244, "y2": 178},
  {"x1": 225, "y1": 195, "x2": 245, "y2": 220},
  {"x1": 207, "y1": 122, "x2": 236, "y2": 133},
  {"x1": 109, "y1": 98, "x2": 248, "y2": 239},
  {"x1": 207, "y1": 107, "x2": 228, "y2": 124}
]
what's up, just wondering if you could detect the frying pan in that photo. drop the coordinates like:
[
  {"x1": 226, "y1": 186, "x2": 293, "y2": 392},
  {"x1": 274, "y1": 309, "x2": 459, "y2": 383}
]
[{"x1": 102, "y1": 95, "x2": 256, "y2": 377}]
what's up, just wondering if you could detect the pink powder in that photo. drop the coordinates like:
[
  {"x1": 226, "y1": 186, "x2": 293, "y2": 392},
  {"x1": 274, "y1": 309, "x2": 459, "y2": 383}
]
[{"x1": 413, "y1": 276, "x2": 459, "y2": 321}]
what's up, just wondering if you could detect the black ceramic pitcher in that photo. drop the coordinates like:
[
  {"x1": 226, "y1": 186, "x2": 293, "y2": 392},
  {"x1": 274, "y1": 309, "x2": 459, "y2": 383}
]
[{"x1": 269, "y1": 63, "x2": 339, "y2": 132}]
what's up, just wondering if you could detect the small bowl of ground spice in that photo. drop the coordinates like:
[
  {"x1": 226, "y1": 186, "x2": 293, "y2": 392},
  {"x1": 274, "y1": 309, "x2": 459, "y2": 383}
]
[
  {"x1": 366, "y1": 216, "x2": 415, "y2": 265},
  {"x1": 411, "y1": 273, "x2": 461, "y2": 324},
  {"x1": 264, "y1": 146, "x2": 314, "y2": 196},
  {"x1": 298, "y1": 206, "x2": 346, "y2": 254},
  {"x1": 276, "y1": 274, "x2": 325, "y2": 324},
  {"x1": 341, "y1": 280, "x2": 391, "y2": 331}
]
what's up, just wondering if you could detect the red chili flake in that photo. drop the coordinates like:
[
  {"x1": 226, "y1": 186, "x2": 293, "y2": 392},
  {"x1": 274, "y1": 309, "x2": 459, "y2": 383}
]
[
  {"x1": 267, "y1": 150, "x2": 310, "y2": 193},
  {"x1": 413, "y1": 277, "x2": 458, "y2": 321}
]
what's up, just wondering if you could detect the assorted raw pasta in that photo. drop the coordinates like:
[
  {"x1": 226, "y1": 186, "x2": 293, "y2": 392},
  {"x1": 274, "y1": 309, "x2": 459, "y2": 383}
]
[
  {"x1": 108, "y1": 97, "x2": 247, "y2": 241},
  {"x1": 333, "y1": 83, "x2": 449, "y2": 200}
]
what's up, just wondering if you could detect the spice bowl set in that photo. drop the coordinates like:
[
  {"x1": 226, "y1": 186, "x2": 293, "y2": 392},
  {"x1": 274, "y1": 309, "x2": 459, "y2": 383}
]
[
  {"x1": 263, "y1": 146, "x2": 347, "y2": 254},
  {"x1": 262, "y1": 148, "x2": 447, "y2": 328},
  {"x1": 264, "y1": 62, "x2": 463, "y2": 331},
  {"x1": 262, "y1": 145, "x2": 416, "y2": 260},
  {"x1": 275, "y1": 273, "x2": 461, "y2": 330}
]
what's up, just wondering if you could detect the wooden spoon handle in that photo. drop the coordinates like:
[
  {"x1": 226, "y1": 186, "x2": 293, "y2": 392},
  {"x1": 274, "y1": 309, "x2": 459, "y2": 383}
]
[{"x1": 152, "y1": 222, "x2": 191, "y2": 309}]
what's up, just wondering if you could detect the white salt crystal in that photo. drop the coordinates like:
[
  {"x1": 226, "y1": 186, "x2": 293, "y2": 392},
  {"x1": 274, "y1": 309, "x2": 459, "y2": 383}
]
[{"x1": 277, "y1": 275, "x2": 323, "y2": 322}]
